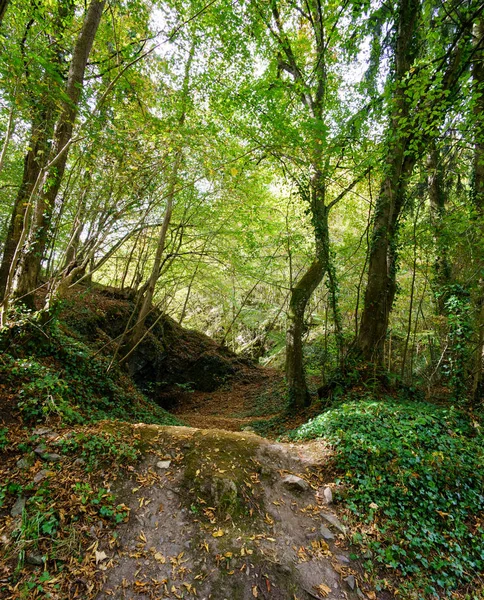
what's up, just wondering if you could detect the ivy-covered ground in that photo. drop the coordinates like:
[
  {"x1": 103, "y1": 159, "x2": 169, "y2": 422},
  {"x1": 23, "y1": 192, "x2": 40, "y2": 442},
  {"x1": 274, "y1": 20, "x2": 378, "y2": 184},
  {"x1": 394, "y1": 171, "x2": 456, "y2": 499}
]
[{"x1": 289, "y1": 397, "x2": 484, "y2": 599}]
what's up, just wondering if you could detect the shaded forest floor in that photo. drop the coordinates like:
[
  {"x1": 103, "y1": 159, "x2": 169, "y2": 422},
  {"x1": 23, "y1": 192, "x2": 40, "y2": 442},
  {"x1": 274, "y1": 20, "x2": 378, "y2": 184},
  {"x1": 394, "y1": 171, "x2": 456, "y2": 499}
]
[{"x1": 1, "y1": 286, "x2": 483, "y2": 600}]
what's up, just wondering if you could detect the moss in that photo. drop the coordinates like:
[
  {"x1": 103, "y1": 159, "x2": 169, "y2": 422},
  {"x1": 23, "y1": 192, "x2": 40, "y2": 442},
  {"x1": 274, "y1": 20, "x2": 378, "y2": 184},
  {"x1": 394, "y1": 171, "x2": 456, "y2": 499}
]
[{"x1": 181, "y1": 430, "x2": 266, "y2": 526}]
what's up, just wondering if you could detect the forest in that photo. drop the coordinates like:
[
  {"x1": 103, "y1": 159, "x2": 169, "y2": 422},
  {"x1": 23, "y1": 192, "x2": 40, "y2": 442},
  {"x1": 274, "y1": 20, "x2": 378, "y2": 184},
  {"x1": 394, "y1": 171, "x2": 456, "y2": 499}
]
[{"x1": 0, "y1": 0, "x2": 483, "y2": 599}]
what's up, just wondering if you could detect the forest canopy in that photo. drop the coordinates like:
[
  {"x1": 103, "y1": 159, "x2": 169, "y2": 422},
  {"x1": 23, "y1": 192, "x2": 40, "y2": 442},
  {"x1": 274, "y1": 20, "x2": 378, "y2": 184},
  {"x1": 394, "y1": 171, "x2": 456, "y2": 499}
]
[{"x1": 0, "y1": 0, "x2": 482, "y2": 404}]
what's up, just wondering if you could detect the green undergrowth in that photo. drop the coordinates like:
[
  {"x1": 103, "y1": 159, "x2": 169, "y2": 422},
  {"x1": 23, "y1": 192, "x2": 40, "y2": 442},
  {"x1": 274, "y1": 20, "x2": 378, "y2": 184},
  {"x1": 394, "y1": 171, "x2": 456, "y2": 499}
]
[
  {"x1": 0, "y1": 317, "x2": 182, "y2": 427},
  {"x1": 291, "y1": 397, "x2": 484, "y2": 598},
  {"x1": 0, "y1": 425, "x2": 138, "y2": 598}
]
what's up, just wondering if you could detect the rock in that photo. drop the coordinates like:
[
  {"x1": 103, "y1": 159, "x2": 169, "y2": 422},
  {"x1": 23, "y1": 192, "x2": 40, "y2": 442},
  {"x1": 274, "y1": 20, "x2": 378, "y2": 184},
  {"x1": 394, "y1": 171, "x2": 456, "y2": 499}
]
[
  {"x1": 32, "y1": 428, "x2": 52, "y2": 436},
  {"x1": 323, "y1": 486, "x2": 333, "y2": 504},
  {"x1": 40, "y1": 453, "x2": 62, "y2": 463},
  {"x1": 16, "y1": 457, "x2": 34, "y2": 469},
  {"x1": 34, "y1": 444, "x2": 61, "y2": 462},
  {"x1": 356, "y1": 588, "x2": 365, "y2": 599},
  {"x1": 335, "y1": 554, "x2": 350, "y2": 564},
  {"x1": 157, "y1": 460, "x2": 171, "y2": 469},
  {"x1": 281, "y1": 475, "x2": 310, "y2": 493},
  {"x1": 73, "y1": 458, "x2": 85, "y2": 466},
  {"x1": 320, "y1": 511, "x2": 346, "y2": 534},
  {"x1": 26, "y1": 554, "x2": 44, "y2": 566},
  {"x1": 320, "y1": 525, "x2": 335, "y2": 540},
  {"x1": 344, "y1": 575, "x2": 356, "y2": 590},
  {"x1": 33, "y1": 470, "x2": 49, "y2": 483},
  {"x1": 11, "y1": 497, "x2": 26, "y2": 517}
]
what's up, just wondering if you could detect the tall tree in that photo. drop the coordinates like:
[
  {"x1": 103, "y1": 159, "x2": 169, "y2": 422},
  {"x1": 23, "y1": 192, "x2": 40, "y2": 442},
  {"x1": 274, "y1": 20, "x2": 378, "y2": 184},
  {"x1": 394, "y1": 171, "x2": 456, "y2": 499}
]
[
  {"x1": 13, "y1": 0, "x2": 105, "y2": 308},
  {"x1": 356, "y1": 0, "x2": 483, "y2": 363}
]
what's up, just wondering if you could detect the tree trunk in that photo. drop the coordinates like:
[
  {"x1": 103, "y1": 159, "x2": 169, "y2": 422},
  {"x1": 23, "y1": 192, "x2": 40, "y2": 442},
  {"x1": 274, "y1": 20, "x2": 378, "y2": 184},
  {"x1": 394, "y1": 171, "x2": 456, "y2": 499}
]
[
  {"x1": 121, "y1": 43, "x2": 194, "y2": 359},
  {"x1": 14, "y1": 0, "x2": 105, "y2": 307},
  {"x1": 357, "y1": 154, "x2": 416, "y2": 361},
  {"x1": 286, "y1": 258, "x2": 326, "y2": 408},
  {"x1": 0, "y1": 110, "x2": 55, "y2": 301},
  {"x1": 0, "y1": 0, "x2": 9, "y2": 25},
  {"x1": 356, "y1": 0, "x2": 421, "y2": 362},
  {"x1": 472, "y1": 18, "x2": 484, "y2": 404},
  {"x1": 427, "y1": 145, "x2": 451, "y2": 313}
]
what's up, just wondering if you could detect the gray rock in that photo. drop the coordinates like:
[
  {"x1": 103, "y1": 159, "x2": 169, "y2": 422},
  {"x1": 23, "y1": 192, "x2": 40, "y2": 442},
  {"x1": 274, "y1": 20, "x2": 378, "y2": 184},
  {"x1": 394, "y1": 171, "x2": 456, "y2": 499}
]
[
  {"x1": 11, "y1": 497, "x2": 26, "y2": 517},
  {"x1": 32, "y1": 428, "x2": 52, "y2": 436},
  {"x1": 320, "y1": 511, "x2": 346, "y2": 534},
  {"x1": 356, "y1": 588, "x2": 365, "y2": 599},
  {"x1": 344, "y1": 575, "x2": 356, "y2": 590},
  {"x1": 40, "y1": 453, "x2": 62, "y2": 463},
  {"x1": 157, "y1": 460, "x2": 171, "y2": 469},
  {"x1": 33, "y1": 470, "x2": 49, "y2": 483},
  {"x1": 73, "y1": 458, "x2": 85, "y2": 466},
  {"x1": 320, "y1": 525, "x2": 335, "y2": 540},
  {"x1": 281, "y1": 475, "x2": 310, "y2": 493},
  {"x1": 323, "y1": 486, "x2": 333, "y2": 504},
  {"x1": 335, "y1": 554, "x2": 350, "y2": 564},
  {"x1": 16, "y1": 457, "x2": 34, "y2": 469},
  {"x1": 34, "y1": 445, "x2": 47, "y2": 456},
  {"x1": 26, "y1": 554, "x2": 44, "y2": 566}
]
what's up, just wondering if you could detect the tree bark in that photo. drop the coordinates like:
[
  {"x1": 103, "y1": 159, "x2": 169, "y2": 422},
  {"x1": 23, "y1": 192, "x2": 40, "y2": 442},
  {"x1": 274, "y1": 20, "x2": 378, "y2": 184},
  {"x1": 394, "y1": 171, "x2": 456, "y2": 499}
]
[
  {"x1": 121, "y1": 43, "x2": 194, "y2": 359},
  {"x1": 356, "y1": 0, "x2": 421, "y2": 362},
  {"x1": 427, "y1": 145, "x2": 451, "y2": 313},
  {"x1": 0, "y1": 111, "x2": 54, "y2": 301},
  {"x1": 14, "y1": 0, "x2": 105, "y2": 307},
  {"x1": 471, "y1": 18, "x2": 484, "y2": 404},
  {"x1": 0, "y1": 0, "x2": 9, "y2": 25}
]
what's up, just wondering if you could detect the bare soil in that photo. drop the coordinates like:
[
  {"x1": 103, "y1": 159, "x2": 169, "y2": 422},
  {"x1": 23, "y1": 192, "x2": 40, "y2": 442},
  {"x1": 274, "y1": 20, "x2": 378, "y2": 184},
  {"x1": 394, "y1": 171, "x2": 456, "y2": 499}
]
[{"x1": 95, "y1": 424, "x2": 383, "y2": 600}]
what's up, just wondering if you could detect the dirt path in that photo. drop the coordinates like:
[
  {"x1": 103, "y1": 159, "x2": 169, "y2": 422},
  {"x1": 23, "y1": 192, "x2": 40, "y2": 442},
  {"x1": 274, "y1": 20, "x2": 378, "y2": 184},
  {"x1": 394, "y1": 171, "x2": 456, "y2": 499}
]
[
  {"x1": 171, "y1": 368, "x2": 286, "y2": 432},
  {"x1": 95, "y1": 424, "x2": 383, "y2": 600}
]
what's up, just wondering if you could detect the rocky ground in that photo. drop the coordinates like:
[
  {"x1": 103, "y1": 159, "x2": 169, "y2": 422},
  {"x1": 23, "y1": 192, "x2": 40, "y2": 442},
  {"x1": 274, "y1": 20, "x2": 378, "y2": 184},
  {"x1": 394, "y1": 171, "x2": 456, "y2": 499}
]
[{"x1": 95, "y1": 424, "x2": 378, "y2": 600}]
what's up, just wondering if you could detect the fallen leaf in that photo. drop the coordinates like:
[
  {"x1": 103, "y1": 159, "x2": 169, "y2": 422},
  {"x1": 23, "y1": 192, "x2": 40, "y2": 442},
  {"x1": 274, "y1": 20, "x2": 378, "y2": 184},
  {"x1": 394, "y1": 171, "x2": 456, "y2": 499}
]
[
  {"x1": 314, "y1": 583, "x2": 331, "y2": 597},
  {"x1": 95, "y1": 550, "x2": 107, "y2": 564},
  {"x1": 212, "y1": 529, "x2": 224, "y2": 537}
]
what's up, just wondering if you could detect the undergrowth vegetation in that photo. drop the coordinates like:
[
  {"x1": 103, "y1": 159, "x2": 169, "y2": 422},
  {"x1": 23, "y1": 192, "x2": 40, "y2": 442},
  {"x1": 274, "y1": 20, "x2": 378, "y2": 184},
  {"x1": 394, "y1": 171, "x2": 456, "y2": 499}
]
[
  {"x1": 291, "y1": 398, "x2": 484, "y2": 598},
  {"x1": 0, "y1": 315, "x2": 181, "y2": 427},
  {"x1": 0, "y1": 424, "x2": 145, "y2": 598}
]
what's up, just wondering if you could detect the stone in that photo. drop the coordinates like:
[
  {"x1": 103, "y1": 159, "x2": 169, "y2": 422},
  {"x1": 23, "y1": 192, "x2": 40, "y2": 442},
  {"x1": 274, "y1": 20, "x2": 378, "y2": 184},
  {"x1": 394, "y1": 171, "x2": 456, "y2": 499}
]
[
  {"x1": 33, "y1": 470, "x2": 49, "y2": 483},
  {"x1": 26, "y1": 554, "x2": 44, "y2": 566},
  {"x1": 157, "y1": 460, "x2": 171, "y2": 469},
  {"x1": 11, "y1": 497, "x2": 26, "y2": 517},
  {"x1": 344, "y1": 575, "x2": 356, "y2": 591},
  {"x1": 323, "y1": 486, "x2": 333, "y2": 504},
  {"x1": 320, "y1": 511, "x2": 346, "y2": 534},
  {"x1": 32, "y1": 428, "x2": 52, "y2": 436},
  {"x1": 73, "y1": 458, "x2": 86, "y2": 466},
  {"x1": 16, "y1": 457, "x2": 34, "y2": 469},
  {"x1": 281, "y1": 475, "x2": 310, "y2": 493},
  {"x1": 335, "y1": 554, "x2": 350, "y2": 564},
  {"x1": 40, "y1": 452, "x2": 62, "y2": 463},
  {"x1": 320, "y1": 525, "x2": 335, "y2": 540},
  {"x1": 356, "y1": 588, "x2": 365, "y2": 599}
]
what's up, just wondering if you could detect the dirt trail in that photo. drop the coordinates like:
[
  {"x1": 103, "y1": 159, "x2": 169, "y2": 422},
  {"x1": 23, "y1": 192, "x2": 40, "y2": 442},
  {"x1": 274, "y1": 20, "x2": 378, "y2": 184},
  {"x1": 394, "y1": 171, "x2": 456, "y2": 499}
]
[
  {"x1": 171, "y1": 368, "x2": 287, "y2": 433},
  {"x1": 95, "y1": 424, "x2": 382, "y2": 600}
]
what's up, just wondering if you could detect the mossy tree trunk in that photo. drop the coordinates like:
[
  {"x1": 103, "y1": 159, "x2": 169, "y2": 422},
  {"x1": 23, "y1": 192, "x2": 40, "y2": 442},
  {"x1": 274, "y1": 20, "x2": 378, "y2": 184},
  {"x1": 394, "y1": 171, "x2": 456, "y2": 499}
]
[
  {"x1": 472, "y1": 18, "x2": 484, "y2": 404},
  {"x1": 14, "y1": 0, "x2": 105, "y2": 308}
]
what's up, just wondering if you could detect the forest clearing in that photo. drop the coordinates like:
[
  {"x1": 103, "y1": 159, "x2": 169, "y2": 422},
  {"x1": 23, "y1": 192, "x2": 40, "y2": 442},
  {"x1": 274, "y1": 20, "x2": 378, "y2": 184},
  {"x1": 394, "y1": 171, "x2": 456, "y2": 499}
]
[{"x1": 0, "y1": 0, "x2": 483, "y2": 598}]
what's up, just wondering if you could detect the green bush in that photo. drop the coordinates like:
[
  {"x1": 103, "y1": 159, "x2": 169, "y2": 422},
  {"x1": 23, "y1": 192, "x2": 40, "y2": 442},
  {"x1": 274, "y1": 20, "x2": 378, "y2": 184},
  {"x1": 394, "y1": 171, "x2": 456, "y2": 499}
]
[{"x1": 291, "y1": 399, "x2": 484, "y2": 597}]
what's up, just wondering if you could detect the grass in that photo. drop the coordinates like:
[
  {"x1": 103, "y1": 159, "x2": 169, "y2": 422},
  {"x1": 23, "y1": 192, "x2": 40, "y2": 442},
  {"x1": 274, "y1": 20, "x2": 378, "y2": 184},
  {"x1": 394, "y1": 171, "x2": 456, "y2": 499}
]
[{"x1": 290, "y1": 396, "x2": 484, "y2": 599}]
